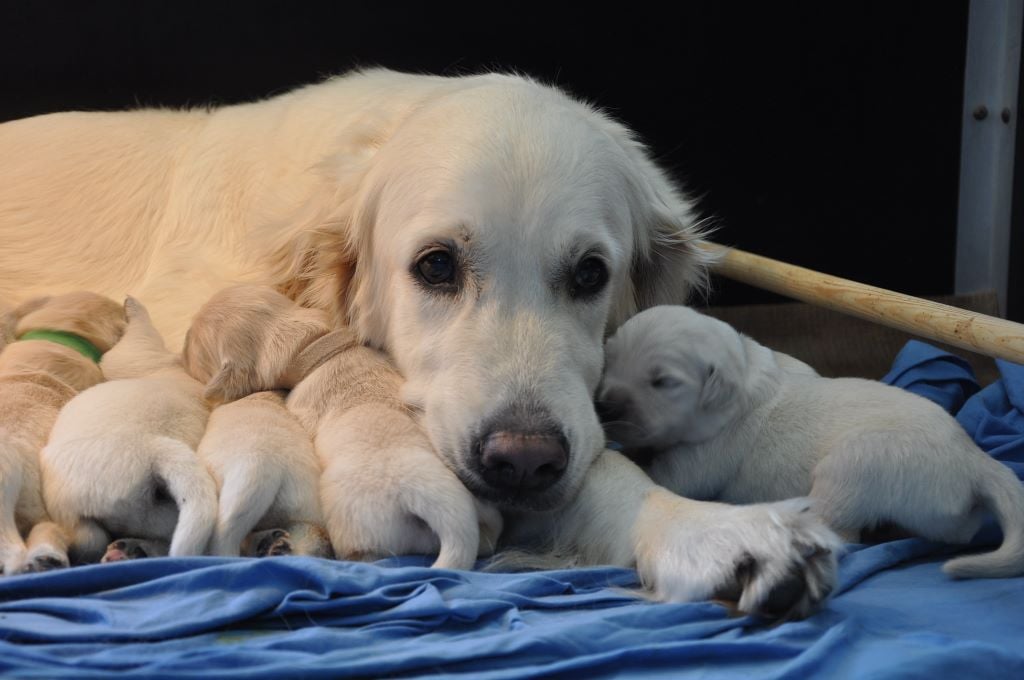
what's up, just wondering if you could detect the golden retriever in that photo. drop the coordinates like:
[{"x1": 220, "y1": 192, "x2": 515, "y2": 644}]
[{"x1": 0, "y1": 69, "x2": 838, "y2": 616}]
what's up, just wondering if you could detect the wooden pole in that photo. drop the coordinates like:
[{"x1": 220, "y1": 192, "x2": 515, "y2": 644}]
[{"x1": 702, "y1": 243, "x2": 1024, "y2": 365}]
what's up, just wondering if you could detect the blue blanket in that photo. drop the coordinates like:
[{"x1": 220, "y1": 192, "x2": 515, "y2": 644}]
[{"x1": 2, "y1": 341, "x2": 1022, "y2": 678}]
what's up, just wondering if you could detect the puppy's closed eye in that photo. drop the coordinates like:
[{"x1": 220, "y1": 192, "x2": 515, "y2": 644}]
[{"x1": 650, "y1": 375, "x2": 681, "y2": 390}]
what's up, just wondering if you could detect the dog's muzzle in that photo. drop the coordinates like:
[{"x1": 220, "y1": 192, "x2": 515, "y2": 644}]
[{"x1": 467, "y1": 402, "x2": 570, "y2": 505}]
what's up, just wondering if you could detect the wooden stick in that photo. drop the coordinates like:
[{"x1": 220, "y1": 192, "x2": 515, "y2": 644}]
[{"x1": 702, "y1": 242, "x2": 1024, "y2": 365}]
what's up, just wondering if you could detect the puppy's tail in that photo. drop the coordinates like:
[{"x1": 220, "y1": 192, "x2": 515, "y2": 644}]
[
  {"x1": 943, "y1": 457, "x2": 1024, "y2": 579},
  {"x1": 152, "y1": 438, "x2": 218, "y2": 557},
  {"x1": 401, "y1": 466, "x2": 480, "y2": 571}
]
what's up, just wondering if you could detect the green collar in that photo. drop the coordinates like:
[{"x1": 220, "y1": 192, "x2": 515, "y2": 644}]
[{"x1": 17, "y1": 330, "x2": 103, "y2": 364}]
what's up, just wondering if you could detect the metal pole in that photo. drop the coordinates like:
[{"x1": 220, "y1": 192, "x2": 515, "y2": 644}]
[{"x1": 955, "y1": 0, "x2": 1024, "y2": 315}]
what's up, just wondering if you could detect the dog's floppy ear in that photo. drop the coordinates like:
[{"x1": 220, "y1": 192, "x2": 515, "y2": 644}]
[
  {"x1": 597, "y1": 117, "x2": 718, "y2": 329},
  {"x1": 258, "y1": 123, "x2": 385, "y2": 330}
]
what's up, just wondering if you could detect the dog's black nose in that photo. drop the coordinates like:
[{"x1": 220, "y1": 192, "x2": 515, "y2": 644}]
[{"x1": 477, "y1": 430, "x2": 568, "y2": 493}]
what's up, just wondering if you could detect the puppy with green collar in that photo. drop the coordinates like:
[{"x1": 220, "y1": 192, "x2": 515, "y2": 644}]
[
  {"x1": 0, "y1": 292, "x2": 124, "y2": 574},
  {"x1": 599, "y1": 305, "x2": 1024, "y2": 579}
]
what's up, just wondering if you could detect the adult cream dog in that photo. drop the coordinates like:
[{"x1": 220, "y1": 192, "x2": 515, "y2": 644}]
[
  {"x1": 600, "y1": 306, "x2": 1024, "y2": 578},
  {"x1": 0, "y1": 293, "x2": 124, "y2": 574},
  {"x1": 1, "y1": 69, "x2": 837, "y2": 615}
]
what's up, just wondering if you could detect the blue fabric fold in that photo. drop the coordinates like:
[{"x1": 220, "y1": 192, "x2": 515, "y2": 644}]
[
  {"x1": 0, "y1": 340, "x2": 1021, "y2": 678},
  {"x1": 881, "y1": 339, "x2": 980, "y2": 414}
]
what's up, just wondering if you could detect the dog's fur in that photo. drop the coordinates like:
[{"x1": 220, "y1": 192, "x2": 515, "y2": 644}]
[
  {"x1": 186, "y1": 285, "x2": 500, "y2": 569},
  {"x1": 601, "y1": 306, "x2": 1024, "y2": 579},
  {"x1": 41, "y1": 298, "x2": 217, "y2": 563},
  {"x1": 0, "y1": 293, "x2": 124, "y2": 573},
  {"x1": 1, "y1": 69, "x2": 839, "y2": 615}
]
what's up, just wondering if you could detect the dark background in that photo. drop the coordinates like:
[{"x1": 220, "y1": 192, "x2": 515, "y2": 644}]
[{"x1": 4, "y1": 1, "x2": 1016, "y2": 315}]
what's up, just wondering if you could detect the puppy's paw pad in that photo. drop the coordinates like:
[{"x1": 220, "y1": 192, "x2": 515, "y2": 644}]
[
  {"x1": 252, "y1": 529, "x2": 292, "y2": 558},
  {"x1": 101, "y1": 539, "x2": 157, "y2": 563}
]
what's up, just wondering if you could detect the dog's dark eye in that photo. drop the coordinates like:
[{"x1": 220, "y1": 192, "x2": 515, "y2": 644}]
[
  {"x1": 415, "y1": 249, "x2": 457, "y2": 287},
  {"x1": 570, "y1": 257, "x2": 608, "y2": 299}
]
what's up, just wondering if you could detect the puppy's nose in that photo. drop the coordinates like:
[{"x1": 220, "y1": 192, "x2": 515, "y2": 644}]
[
  {"x1": 595, "y1": 388, "x2": 632, "y2": 423},
  {"x1": 477, "y1": 430, "x2": 568, "y2": 493}
]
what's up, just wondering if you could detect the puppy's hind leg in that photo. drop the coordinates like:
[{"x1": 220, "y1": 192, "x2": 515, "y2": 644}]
[
  {"x1": 17, "y1": 521, "x2": 71, "y2": 573},
  {"x1": 151, "y1": 438, "x2": 218, "y2": 557},
  {"x1": 809, "y1": 445, "x2": 891, "y2": 543}
]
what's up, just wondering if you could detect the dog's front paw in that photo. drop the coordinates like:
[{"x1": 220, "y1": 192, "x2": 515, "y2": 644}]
[{"x1": 636, "y1": 492, "x2": 841, "y2": 620}]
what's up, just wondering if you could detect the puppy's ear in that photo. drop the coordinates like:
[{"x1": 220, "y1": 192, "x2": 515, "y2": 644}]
[
  {"x1": 11, "y1": 296, "x2": 51, "y2": 321},
  {"x1": 204, "y1": 360, "x2": 253, "y2": 405},
  {"x1": 699, "y1": 364, "x2": 736, "y2": 413}
]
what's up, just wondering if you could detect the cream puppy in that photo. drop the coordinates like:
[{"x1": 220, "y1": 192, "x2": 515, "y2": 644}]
[
  {"x1": 600, "y1": 305, "x2": 1024, "y2": 579},
  {"x1": 0, "y1": 293, "x2": 124, "y2": 574},
  {"x1": 41, "y1": 298, "x2": 216, "y2": 563},
  {"x1": 185, "y1": 285, "x2": 501, "y2": 569},
  {"x1": 196, "y1": 390, "x2": 331, "y2": 558},
  {"x1": 185, "y1": 287, "x2": 334, "y2": 557}
]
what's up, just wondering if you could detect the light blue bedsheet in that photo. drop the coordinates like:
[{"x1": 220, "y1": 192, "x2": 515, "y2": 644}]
[{"x1": 1, "y1": 341, "x2": 1021, "y2": 678}]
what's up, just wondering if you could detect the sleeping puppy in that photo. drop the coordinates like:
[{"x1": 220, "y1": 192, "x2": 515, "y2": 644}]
[
  {"x1": 0, "y1": 293, "x2": 124, "y2": 574},
  {"x1": 599, "y1": 305, "x2": 1024, "y2": 579},
  {"x1": 41, "y1": 297, "x2": 217, "y2": 564},
  {"x1": 182, "y1": 296, "x2": 329, "y2": 557},
  {"x1": 185, "y1": 285, "x2": 501, "y2": 569}
]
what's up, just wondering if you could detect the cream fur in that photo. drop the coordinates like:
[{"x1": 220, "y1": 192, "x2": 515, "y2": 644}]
[
  {"x1": 602, "y1": 306, "x2": 1024, "y2": 579},
  {"x1": 41, "y1": 298, "x2": 216, "y2": 563},
  {"x1": 0, "y1": 293, "x2": 124, "y2": 574},
  {"x1": 1, "y1": 70, "x2": 839, "y2": 615},
  {"x1": 187, "y1": 285, "x2": 498, "y2": 569}
]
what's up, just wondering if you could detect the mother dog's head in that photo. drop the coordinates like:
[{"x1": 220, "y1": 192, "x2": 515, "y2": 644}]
[{"x1": 276, "y1": 72, "x2": 711, "y2": 510}]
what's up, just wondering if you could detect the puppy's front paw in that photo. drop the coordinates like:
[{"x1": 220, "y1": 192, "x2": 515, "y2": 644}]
[{"x1": 636, "y1": 493, "x2": 840, "y2": 620}]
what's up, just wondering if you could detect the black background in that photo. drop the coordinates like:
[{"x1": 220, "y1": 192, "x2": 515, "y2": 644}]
[{"x1": 6, "y1": 1, "x2": 1011, "y2": 313}]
